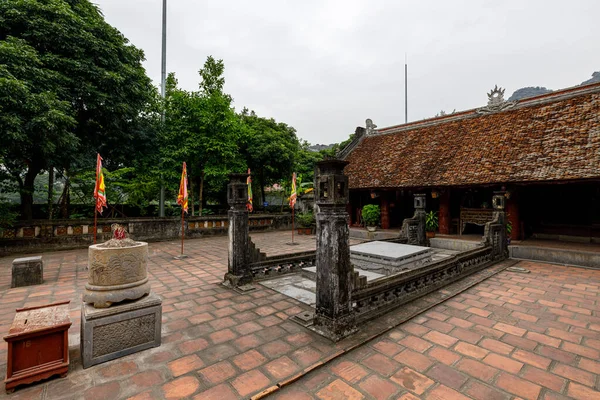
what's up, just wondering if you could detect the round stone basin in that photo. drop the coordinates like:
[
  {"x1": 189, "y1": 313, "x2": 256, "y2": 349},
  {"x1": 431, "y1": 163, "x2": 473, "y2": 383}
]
[{"x1": 83, "y1": 241, "x2": 151, "y2": 308}]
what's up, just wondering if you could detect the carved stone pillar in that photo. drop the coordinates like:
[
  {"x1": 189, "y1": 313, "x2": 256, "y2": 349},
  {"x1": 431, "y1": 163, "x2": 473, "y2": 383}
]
[
  {"x1": 506, "y1": 194, "x2": 520, "y2": 241},
  {"x1": 313, "y1": 159, "x2": 356, "y2": 341},
  {"x1": 414, "y1": 194, "x2": 427, "y2": 246},
  {"x1": 223, "y1": 173, "x2": 251, "y2": 286},
  {"x1": 380, "y1": 195, "x2": 390, "y2": 229},
  {"x1": 485, "y1": 191, "x2": 508, "y2": 260},
  {"x1": 438, "y1": 191, "x2": 450, "y2": 235}
]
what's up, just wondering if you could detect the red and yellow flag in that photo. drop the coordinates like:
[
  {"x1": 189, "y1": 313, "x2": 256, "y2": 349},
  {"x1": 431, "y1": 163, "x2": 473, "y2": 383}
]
[
  {"x1": 289, "y1": 172, "x2": 297, "y2": 208},
  {"x1": 94, "y1": 153, "x2": 107, "y2": 213},
  {"x1": 247, "y1": 168, "x2": 253, "y2": 212},
  {"x1": 177, "y1": 162, "x2": 188, "y2": 213}
]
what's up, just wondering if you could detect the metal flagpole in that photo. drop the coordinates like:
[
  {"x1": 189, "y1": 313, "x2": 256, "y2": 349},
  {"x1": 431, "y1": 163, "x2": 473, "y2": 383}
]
[
  {"x1": 180, "y1": 207, "x2": 184, "y2": 255},
  {"x1": 94, "y1": 208, "x2": 97, "y2": 244},
  {"x1": 405, "y1": 53, "x2": 408, "y2": 124},
  {"x1": 159, "y1": 0, "x2": 167, "y2": 217}
]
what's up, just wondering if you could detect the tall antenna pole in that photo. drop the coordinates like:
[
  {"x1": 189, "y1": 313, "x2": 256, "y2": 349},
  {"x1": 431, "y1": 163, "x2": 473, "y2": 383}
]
[
  {"x1": 405, "y1": 53, "x2": 408, "y2": 124},
  {"x1": 159, "y1": 0, "x2": 167, "y2": 217}
]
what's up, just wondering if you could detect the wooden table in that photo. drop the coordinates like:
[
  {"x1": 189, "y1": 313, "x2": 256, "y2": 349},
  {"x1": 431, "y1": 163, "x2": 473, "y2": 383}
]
[
  {"x1": 459, "y1": 208, "x2": 494, "y2": 235},
  {"x1": 4, "y1": 301, "x2": 71, "y2": 393}
]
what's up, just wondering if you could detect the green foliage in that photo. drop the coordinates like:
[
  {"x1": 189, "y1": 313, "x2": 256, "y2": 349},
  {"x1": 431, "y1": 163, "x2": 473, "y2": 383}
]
[
  {"x1": 362, "y1": 204, "x2": 380, "y2": 226},
  {"x1": 425, "y1": 211, "x2": 439, "y2": 232},
  {"x1": 0, "y1": 0, "x2": 157, "y2": 219},
  {"x1": 162, "y1": 58, "x2": 243, "y2": 208},
  {"x1": 506, "y1": 219, "x2": 512, "y2": 235},
  {"x1": 0, "y1": 198, "x2": 18, "y2": 231},
  {"x1": 296, "y1": 212, "x2": 315, "y2": 228},
  {"x1": 239, "y1": 110, "x2": 299, "y2": 203}
]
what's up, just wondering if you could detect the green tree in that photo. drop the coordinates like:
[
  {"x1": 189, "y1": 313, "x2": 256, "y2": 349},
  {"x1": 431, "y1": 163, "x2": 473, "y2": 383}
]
[
  {"x1": 0, "y1": 0, "x2": 157, "y2": 219},
  {"x1": 240, "y1": 111, "x2": 299, "y2": 204},
  {"x1": 162, "y1": 57, "x2": 243, "y2": 214}
]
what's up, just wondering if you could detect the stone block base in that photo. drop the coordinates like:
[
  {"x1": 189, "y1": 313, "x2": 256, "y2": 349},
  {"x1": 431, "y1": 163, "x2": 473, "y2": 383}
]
[
  {"x1": 12, "y1": 256, "x2": 43, "y2": 288},
  {"x1": 81, "y1": 292, "x2": 162, "y2": 369},
  {"x1": 310, "y1": 313, "x2": 357, "y2": 342}
]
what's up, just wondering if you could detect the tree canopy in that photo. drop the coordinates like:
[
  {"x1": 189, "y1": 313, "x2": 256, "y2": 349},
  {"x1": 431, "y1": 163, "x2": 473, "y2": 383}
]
[{"x1": 0, "y1": 0, "x2": 157, "y2": 219}]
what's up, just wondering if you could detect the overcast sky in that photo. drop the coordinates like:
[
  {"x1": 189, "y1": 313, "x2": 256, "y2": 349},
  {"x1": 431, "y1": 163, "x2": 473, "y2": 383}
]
[{"x1": 95, "y1": 0, "x2": 600, "y2": 145}]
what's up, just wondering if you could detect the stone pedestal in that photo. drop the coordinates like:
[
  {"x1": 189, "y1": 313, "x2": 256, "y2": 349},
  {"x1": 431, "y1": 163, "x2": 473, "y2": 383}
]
[
  {"x1": 11, "y1": 256, "x2": 43, "y2": 288},
  {"x1": 80, "y1": 293, "x2": 162, "y2": 369}
]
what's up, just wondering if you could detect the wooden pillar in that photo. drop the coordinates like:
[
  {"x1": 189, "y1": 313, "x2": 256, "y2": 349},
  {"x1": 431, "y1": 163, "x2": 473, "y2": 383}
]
[
  {"x1": 380, "y1": 194, "x2": 390, "y2": 229},
  {"x1": 439, "y1": 190, "x2": 450, "y2": 235},
  {"x1": 506, "y1": 195, "x2": 520, "y2": 240}
]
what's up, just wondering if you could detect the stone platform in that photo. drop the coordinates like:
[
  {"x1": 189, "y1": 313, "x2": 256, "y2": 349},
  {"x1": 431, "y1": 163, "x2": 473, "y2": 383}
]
[
  {"x1": 350, "y1": 241, "x2": 434, "y2": 274},
  {"x1": 80, "y1": 292, "x2": 162, "y2": 369}
]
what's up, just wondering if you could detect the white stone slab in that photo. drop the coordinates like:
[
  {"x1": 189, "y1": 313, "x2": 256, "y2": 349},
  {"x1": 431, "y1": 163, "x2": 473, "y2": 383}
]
[{"x1": 350, "y1": 241, "x2": 430, "y2": 261}]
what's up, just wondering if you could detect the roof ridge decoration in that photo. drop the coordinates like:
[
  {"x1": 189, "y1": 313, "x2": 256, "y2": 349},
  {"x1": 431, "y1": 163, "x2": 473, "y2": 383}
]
[
  {"x1": 365, "y1": 118, "x2": 378, "y2": 135},
  {"x1": 476, "y1": 85, "x2": 517, "y2": 114}
]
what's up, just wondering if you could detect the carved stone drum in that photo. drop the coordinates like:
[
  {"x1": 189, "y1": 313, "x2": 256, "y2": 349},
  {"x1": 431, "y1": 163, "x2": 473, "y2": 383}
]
[{"x1": 83, "y1": 242, "x2": 151, "y2": 308}]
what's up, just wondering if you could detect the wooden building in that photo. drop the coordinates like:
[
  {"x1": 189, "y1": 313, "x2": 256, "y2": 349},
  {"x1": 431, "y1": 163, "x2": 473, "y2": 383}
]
[{"x1": 341, "y1": 82, "x2": 600, "y2": 243}]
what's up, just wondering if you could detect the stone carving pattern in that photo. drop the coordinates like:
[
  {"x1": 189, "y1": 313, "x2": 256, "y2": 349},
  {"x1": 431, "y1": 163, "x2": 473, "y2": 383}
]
[
  {"x1": 92, "y1": 313, "x2": 155, "y2": 357},
  {"x1": 250, "y1": 254, "x2": 316, "y2": 280},
  {"x1": 89, "y1": 246, "x2": 147, "y2": 286},
  {"x1": 352, "y1": 247, "x2": 493, "y2": 321}
]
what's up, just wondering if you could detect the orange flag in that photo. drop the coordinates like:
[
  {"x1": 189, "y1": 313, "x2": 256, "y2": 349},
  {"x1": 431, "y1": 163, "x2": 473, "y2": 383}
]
[
  {"x1": 247, "y1": 168, "x2": 253, "y2": 212},
  {"x1": 93, "y1": 154, "x2": 107, "y2": 213},
  {"x1": 289, "y1": 172, "x2": 297, "y2": 208},
  {"x1": 177, "y1": 162, "x2": 188, "y2": 213}
]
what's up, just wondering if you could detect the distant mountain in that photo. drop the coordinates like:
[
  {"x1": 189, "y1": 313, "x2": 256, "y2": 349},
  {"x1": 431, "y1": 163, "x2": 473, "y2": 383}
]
[
  {"x1": 581, "y1": 71, "x2": 600, "y2": 85},
  {"x1": 508, "y1": 86, "x2": 552, "y2": 101},
  {"x1": 308, "y1": 144, "x2": 334, "y2": 152}
]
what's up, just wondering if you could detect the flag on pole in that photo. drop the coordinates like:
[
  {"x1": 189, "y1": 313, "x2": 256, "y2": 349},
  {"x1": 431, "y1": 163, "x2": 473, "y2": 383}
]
[
  {"x1": 94, "y1": 154, "x2": 107, "y2": 213},
  {"x1": 289, "y1": 172, "x2": 297, "y2": 208},
  {"x1": 247, "y1": 168, "x2": 253, "y2": 212},
  {"x1": 177, "y1": 162, "x2": 188, "y2": 213}
]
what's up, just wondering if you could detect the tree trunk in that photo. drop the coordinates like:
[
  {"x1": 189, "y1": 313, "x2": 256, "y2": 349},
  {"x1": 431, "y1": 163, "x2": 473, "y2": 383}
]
[
  {"x1": 260, "y1": 170, "x2": 266, "y2": 205},
  {"x1": 20, "y1": 166, "x2": 40, "y2": 221},
  {"x1": 58, "y1": 175, "x2": 70, "y2": 219},
  {"x1": 198, "y1": 169, "x2": 204, "y2": 216},
  {"x1": 47, "y1": 166, "x2": 54, "y2": 220},
  {"x1": 189, "y1": 173, "x2": 195, "y2": 216}
]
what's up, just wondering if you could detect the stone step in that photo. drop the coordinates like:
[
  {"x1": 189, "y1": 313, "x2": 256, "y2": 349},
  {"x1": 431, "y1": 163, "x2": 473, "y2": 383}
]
[{"x1": 301, "y1": 266, "x2": 385, "y2": 283}]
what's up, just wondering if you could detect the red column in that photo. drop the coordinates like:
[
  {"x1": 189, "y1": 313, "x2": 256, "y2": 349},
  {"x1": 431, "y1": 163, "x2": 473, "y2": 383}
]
[
  {"x1": 439, "y1": 191, "x2": 450, "y2": 234},
  {"x1": 507, "y1": 196, "x2": 520, "y2": 240},
  {"x1": 380, "y1": 195, "x2": 390, "y2": 229}
]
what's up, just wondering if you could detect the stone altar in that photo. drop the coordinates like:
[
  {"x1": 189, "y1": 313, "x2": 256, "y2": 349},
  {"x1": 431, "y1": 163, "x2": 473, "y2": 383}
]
[
  {"x1": 80, "y1": 293, "x2": 162, "y2": 369},
  {"x1": 11, "y1": 256, "x2": 43, "y2": 288},
  {"x1": 350, "y1": 241, "x2": 433, "y2": 275},
  {"x1": 81, "y1": 225, "x2": 161, "y2": 368}
]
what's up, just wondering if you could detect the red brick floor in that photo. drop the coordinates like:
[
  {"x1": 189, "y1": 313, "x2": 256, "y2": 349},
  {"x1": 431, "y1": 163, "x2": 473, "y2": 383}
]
[{"x1": 0, "y1": 232, "x2": 599, "y2": 399}]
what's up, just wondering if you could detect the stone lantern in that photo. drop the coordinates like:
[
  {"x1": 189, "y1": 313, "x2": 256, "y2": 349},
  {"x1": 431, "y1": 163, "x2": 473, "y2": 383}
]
[
  {"x1": 312, "y1": 158, "x2": 356, "y2": 341},
  {"x1": 223, "y1": 173, "x2": 251, "y2": 286},
  {"x1": 492, "y1": 192, "x2": 506, "y2": 210},
  {"x1": 414, "y1": 193, "x2": 426, "y2": 210}
]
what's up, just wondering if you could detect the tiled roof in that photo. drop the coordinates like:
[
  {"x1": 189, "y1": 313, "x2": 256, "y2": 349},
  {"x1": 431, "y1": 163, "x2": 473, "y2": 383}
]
[{"x1": 344, "y1": 83, "x2": 600, "y2": 189}]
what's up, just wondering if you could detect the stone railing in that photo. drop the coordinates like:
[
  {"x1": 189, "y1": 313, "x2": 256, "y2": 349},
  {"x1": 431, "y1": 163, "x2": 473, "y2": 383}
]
[
  {"x1": 249, "y1": 251, "x2": 316, "y2": 281},
  {"x1": 0, "y1": 214, "x2": 292, "y2": 256},
  {"x1": 352, "y1": 246, "x2": 494, "y2": 323}
]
